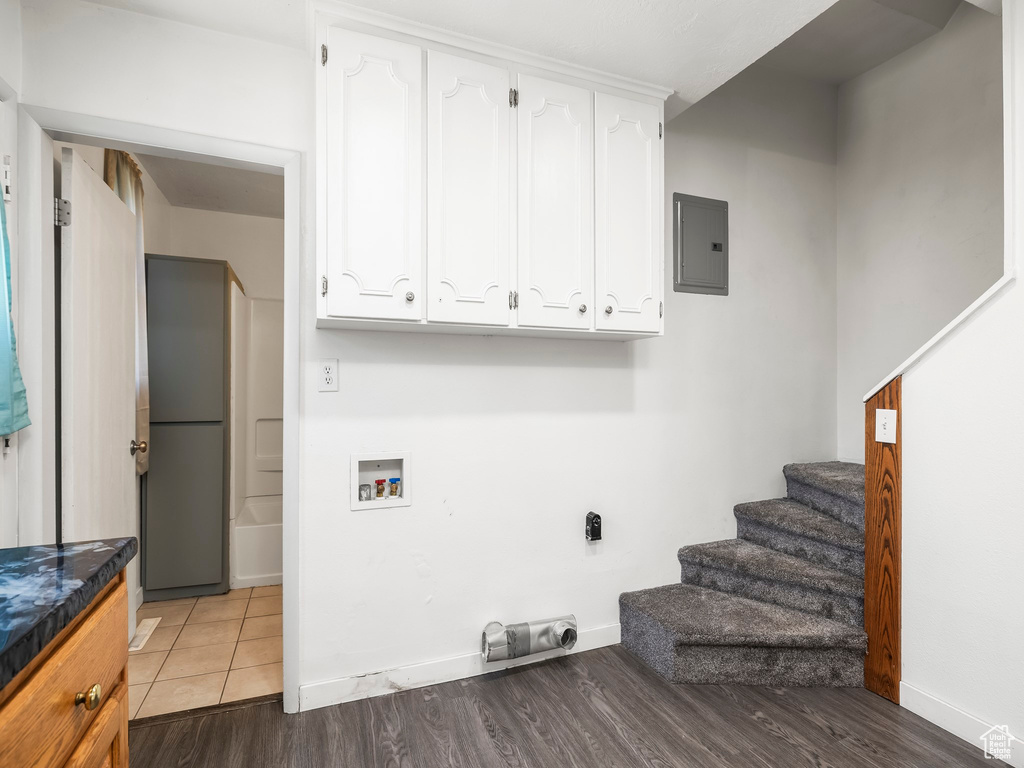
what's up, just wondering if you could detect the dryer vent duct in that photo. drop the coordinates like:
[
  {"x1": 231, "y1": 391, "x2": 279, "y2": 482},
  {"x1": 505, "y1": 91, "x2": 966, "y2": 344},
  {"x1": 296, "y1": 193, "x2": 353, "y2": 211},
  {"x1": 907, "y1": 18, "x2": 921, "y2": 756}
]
[{"x1": 481, "y1": 615, "x2": 578, "y2": 662}]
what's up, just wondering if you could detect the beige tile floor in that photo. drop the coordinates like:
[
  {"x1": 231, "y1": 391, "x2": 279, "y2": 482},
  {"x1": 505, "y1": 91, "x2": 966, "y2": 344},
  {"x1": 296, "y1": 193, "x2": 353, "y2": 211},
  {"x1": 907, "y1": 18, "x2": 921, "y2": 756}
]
[{"x1": 127, "y1": 585, "x2": 282, "y2": 720}]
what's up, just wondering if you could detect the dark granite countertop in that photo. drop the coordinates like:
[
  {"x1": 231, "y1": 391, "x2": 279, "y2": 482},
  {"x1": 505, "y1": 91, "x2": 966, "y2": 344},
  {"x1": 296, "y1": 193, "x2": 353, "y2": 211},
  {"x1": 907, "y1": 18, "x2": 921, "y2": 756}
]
[{"x1": 0, "y1": 538, "x2": 137, "y2": 691}]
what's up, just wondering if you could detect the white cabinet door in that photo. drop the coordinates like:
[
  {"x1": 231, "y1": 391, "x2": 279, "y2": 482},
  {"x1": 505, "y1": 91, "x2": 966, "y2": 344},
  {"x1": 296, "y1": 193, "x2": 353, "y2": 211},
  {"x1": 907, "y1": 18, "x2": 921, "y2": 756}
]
[
  {"x1": 427, "y1": 51, "x2": 511, "y2": 326},
  {"x1": 516, "y1": 74, "x2": 593, "y2": 330},
  {"x1": 325, "y1": 29, "x2": 423, "y2": 321},
  {"x1": 595, "y1": 93, "x2": 662, "y2": 333}
]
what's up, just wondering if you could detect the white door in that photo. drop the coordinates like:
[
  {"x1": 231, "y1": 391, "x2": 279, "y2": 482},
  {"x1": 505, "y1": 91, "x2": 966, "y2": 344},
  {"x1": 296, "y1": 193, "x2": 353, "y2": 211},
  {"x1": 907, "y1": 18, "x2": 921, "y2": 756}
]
[
  {"x1": 595, "y1": 93, "x2": 662, "y2": 333},
  {"x1": 326, "y1": 28, "x2": 423, "y2": 321},
  {"x1": 516, "y1": 74, "x2": 593, "y2": 330},
  {"x1": 59, "y1": 148, "x2": 137, "y2": 567},
  {"x1": 427, "y1": 50, "x2": 511, "y2": 326}
]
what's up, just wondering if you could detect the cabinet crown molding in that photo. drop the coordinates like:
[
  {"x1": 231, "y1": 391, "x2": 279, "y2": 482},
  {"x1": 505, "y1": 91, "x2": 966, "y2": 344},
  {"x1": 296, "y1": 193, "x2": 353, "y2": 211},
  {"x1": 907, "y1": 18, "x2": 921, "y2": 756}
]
[{"x1": 314, "y1": 1, "x2": 675, "y2": 101}]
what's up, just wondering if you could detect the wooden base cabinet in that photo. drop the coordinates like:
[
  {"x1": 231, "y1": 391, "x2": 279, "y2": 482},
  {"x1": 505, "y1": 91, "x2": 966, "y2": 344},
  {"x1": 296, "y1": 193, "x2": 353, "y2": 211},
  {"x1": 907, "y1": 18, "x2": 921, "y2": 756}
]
[
  {"x1": 0, "y1": 575, "x2": 130, "y2": 768},
  {"x1": 317, "y1": 18, "x2": 670, "y2": 340}
]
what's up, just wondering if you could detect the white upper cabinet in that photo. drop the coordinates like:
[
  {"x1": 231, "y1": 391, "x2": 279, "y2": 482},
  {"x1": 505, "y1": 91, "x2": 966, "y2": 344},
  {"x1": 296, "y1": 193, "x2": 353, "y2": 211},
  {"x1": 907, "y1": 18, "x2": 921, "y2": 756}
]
[
  {"x1": 516, "y1": 75, "x2": 594, "y2": 331},
  {"x1": 317, "y1": 21, "x2": 669, "y2": 339},
  {"x1": 595, "y1": 93, "x2": 662, "y2": 333},
  {"x1": 325, "y1": 28, "x2": 423, "y2": 321},
  {"x1": 426, "y1": 51, "x2": 511, "y2": 326}
]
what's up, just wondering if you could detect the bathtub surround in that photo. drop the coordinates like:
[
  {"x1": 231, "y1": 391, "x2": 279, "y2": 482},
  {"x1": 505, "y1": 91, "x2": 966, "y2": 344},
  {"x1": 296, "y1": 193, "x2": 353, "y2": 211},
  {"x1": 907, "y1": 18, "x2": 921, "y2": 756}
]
[
  {"x1": 230, "y1": 499, "x2": 282, "y2": 589},
  {"x1": 228, "y1": 294, "x2": 283, "y2": 590}
]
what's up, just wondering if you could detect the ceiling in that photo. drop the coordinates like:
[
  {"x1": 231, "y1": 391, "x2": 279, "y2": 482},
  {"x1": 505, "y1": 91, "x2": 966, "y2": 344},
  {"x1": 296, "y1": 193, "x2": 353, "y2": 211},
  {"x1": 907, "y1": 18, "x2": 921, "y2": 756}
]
[
  {"x1": 87, "y1": 0, "x2": 843, "y2": 120},
  {"x1": 136, "y1": 153, "x2": 284, "y2": 219},
  {"x1": 756, "y1": 0, "x2": 962, "y2": 84}
]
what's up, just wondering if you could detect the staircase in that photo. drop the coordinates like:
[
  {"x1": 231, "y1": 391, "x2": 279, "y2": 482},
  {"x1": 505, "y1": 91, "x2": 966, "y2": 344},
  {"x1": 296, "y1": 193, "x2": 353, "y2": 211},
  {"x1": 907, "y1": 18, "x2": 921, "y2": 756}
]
[{"x1": 619, "y1": 462, "x2": 867, "y2": 687}]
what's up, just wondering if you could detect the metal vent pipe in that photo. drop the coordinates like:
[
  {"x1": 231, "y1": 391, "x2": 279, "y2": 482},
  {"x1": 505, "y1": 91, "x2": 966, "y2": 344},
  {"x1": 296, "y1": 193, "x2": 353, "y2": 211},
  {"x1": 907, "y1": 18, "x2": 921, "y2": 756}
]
[{"x1": 481, "y1": 615, "x2": 578, "y2": 662}]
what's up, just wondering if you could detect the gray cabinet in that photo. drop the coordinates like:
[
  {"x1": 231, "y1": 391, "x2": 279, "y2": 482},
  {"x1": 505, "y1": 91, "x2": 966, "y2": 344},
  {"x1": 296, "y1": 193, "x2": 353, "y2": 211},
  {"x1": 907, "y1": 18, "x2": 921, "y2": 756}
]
[
  {"x1": 143, "y1": 255, "x2": 230, "y2": 600},
  {"x1": 673, "y1": 193, "x2": 728, "y2": 296}
]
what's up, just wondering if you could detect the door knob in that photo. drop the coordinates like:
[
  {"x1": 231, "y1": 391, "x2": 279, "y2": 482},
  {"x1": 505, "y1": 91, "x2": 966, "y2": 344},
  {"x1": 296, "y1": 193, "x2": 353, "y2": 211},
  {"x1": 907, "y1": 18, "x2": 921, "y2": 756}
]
[
  {"x1": 405, "y1": 291, "x2": 415, "y2": 302},
  {"x1": 75, "y1": 683, "x2": 102, "y2": 710},
  {"x1": 578, "y1": 304, "x2": 587, "y2": 314},
  {"x1": 130, "y1": 440, "x2": 148, "y2": 456},
  {"x1": 604, "y1": 305, "x2": 613, "y2": 315}
]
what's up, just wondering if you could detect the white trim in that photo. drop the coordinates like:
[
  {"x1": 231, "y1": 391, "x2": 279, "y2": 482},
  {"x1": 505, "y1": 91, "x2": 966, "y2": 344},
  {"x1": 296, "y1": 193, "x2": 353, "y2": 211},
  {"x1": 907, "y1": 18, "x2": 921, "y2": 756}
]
[
  {"x1": 16, "y1": 104, "x2": 303, "y2": 714},
  {"x1": 314, "y1": 1, "x2": 674, "y2": 101},
  {"x1": 229, "y1": 574, "x2": 282, "y2": 590},
  {"x1": 862, "y1": 272, "x2": 1016, "y2": 401},
  {"x1": 298, "y1": 622, "x2": 621, "y2": 711},
  {"x1": 900, "y1": 682, "x2": 1023, "y2": 767}
]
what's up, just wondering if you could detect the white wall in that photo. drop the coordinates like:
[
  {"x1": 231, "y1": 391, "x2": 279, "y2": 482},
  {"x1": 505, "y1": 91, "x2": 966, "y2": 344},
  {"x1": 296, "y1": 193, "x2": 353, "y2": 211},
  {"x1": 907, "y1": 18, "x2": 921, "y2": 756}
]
[
  {"x1": 0, "y1": 0, "x2": 21, "y2": 96},
  {"x1": 896, "y1": 5, "x2": 1023, "y2": 764},
  {"x1": 836, "y1": 3, "x2": 1004, "y2": 461},
  {"x1": 298, "y1": 63, "x2": 839, "y2": 704},
  {"x1": 54, "y1": 141, "x2": 284, "y2": 299},
  {"x1": 0, "y1": 96, "x2": 19, "y2": 547},
  {"x1": 0, "y1": 0, "x2": 22, "y2": 546},
  {"x1": 14, "y1": 0, "x2": 844, "y2": 709}
]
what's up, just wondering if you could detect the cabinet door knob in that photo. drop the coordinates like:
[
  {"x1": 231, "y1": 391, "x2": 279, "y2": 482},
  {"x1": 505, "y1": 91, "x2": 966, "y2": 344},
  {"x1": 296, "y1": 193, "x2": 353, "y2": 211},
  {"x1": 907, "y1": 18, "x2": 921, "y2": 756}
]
[
  {"x1": 604, "y1": 305, "x2": 613, "y2": 315},
  {"x1": 405, "y1": 291, "x2": 415, "y2": 303},
  {"x1": 75, "y1": 683, "x2": 102, "y2": 711},
  {"x1": 578, "y1": 304, "x2": 587, "y2": 314},
  {"x1": 130, "y1": 440, "x2": 148, "y2": 456}
]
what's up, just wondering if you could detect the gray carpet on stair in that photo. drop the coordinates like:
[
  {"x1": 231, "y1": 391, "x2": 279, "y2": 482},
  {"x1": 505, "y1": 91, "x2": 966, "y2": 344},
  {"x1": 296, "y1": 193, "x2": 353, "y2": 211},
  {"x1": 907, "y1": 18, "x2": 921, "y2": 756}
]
[
  {"x1": 784, "y1": 462, "x2": 866, "y2": 530},
  {"x1": 619, "y1": 460, "x2": 867, "y2": 687},
  {"x1": 620, "y1": 584, "x2": 866, "y2": 686},
  {"x1": 735, "y1": 498, "x2": 864, "y2": 577},
  {"x1": 678, "y1": 539, "x2": 864, "y2": 626}
]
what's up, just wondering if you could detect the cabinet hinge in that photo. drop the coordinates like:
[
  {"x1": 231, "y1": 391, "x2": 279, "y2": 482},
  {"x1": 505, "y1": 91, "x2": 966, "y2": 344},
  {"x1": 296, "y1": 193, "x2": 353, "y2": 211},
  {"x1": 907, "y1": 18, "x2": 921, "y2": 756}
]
[
  {"x1": 321, "y1": 44, "x2": 328, "y2": 66},
  {"x1": 659, "y1": 301, "x2": 664, "y2": 318},
  {"x1": 659, "y1": 122, "x2": 663, "y2": 139},
  {"x1": 54, "y1": 197, "x2": 71, "y2": 227},
  {"x1": 509, "y1": 88, "x2": 518, "y2": 108},
  {"x1": 321, "y1": 276, "x2": 328, "y2": 297}
]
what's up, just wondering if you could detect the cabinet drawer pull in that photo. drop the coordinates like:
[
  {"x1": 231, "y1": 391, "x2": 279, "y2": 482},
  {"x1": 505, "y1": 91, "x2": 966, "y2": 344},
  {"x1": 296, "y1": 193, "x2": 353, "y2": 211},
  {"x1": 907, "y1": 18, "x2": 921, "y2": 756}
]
[
  {"x1": 578, "y1": 304, "x2": 587, "y2": 314},
  {"x1": 405, "y1": 291, "x2": 415, "y2": 302},
  {"x1": 74, "y1": 683, "x2": 102, "y2": 711},
  {"x1": 604, "y1": 305, "x2": 613, "y2": 315}
]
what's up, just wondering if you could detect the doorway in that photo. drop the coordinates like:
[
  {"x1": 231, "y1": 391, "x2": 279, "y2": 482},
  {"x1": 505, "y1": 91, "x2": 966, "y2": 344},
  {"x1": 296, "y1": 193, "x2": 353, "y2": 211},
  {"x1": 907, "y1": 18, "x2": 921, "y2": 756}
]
[{"x1": 47, "y1": 135, "x2": 290, "y2": 719}]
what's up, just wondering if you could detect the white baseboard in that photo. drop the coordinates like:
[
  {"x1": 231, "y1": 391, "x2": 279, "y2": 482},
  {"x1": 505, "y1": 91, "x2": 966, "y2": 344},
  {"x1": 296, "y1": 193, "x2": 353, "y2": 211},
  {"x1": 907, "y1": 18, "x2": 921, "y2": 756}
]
[
  {"x1": 901, "y1": 681, "x2": 1023, "y2": 767},
  {"x1": 298, "y1": 623, "x2": 621, "y2": 712},
  {"x1": 230, "y1": 574, "x2": 283, "y2": 590}
]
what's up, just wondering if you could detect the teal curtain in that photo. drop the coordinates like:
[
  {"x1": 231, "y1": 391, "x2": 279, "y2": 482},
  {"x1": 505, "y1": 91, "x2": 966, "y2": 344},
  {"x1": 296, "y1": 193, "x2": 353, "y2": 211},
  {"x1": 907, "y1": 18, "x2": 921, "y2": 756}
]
[{"x1": 0, "y1": 198, "x2": 29, "y2": 435}]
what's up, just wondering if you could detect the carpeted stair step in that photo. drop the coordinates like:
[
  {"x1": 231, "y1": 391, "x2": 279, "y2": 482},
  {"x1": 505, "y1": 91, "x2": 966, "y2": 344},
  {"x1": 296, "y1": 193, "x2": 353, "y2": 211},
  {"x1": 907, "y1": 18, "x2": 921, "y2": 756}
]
[
  {"x1": 619, "y1": 583, "x2": 866, "y2": 686},
  {"x1": 735, "y1": 498, "x2": 864, "y2": 578},
  {"x1": 678, "y1": 539, "x2": 863, "y2": 626},
  {"x1": 783, "y1": 461, "x2": 865, "y2": 530}
]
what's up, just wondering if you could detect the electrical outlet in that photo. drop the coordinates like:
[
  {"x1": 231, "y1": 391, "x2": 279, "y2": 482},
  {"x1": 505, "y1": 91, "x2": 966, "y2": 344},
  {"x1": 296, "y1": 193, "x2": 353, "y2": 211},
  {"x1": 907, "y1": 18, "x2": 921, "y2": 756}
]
[
  {"x1": 319, "y1": 358, "x2": 339, "y2": 392},
  {"x1": 875, "y1": 408, "x2": 897, "y2": 444}
]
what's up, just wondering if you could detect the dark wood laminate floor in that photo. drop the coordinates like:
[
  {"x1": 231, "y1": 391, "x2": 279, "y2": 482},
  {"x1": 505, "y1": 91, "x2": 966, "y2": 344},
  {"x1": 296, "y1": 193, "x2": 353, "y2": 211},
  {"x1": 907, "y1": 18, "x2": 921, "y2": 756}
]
[{"x1": 128, "y1": 645, "x2": 1000, "y2": 768}]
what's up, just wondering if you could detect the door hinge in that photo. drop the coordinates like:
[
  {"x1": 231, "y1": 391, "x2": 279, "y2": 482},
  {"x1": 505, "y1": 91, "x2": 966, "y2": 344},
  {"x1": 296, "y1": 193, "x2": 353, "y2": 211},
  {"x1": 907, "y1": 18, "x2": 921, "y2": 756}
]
[
  {"x1": 659, "y1": 122, "x2": 663, "y2": 139},
  {"x1": 2, "y1": 156, "x2": 11, "y2": 202},
  {"x1": 659, "y1": 301, "x2": 664, "y2": 318},
  {"x1": 321, "y1": 44, "x2": 328, "y2": 66},
  {"x1": 54, "y1": 197, "x2": 71, "y2": 227},
  {"x1": 321, "y1": 275, "x2": 328, "y2": 297},
  {"x1": 509, "y1": 88, "x2": 518, "y2": 108}
]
